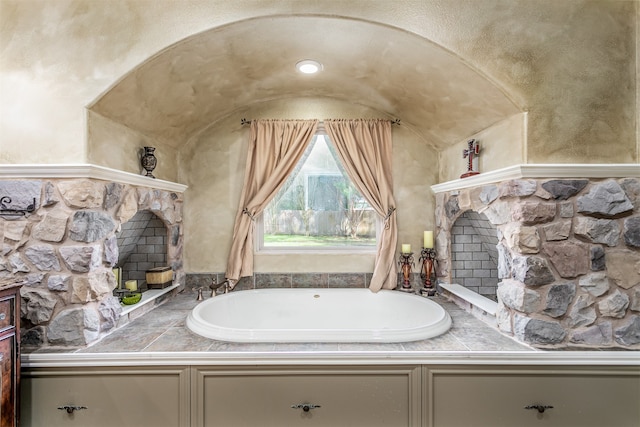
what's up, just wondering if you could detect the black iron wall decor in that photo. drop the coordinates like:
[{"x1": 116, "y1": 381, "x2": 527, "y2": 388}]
[{"x1": 0, "y1": 196, "x2": 36, "y2": 216}]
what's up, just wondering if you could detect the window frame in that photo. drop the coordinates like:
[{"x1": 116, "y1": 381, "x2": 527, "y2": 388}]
[{"x1": 255, "y1": 130, "x2": 380, "y2": 254}]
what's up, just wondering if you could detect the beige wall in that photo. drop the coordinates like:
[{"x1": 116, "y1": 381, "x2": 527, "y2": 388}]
[
  {"x1": 428, "y1": 1, "x2": 637, "y2": 165},
  {"x1": 181, "y1": 98, "x2": 437, "y2": 273},
  {"x1": 1, "y1": 1, "x2": 637, "y2": 167},
  {"x1": 439, "y1": 113, "x2": 526, "y2": 183},
  {"x1": 87, "y1": 112, "x2": 179, "y2": 182}
]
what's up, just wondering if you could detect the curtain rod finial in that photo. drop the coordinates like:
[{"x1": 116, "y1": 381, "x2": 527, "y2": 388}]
[
  {"x1": 391, "y1": 119, "x2": 401, "y2": 126},
  {"x1": 241, "y1": 118, "x2": 251, "y2": 126}
]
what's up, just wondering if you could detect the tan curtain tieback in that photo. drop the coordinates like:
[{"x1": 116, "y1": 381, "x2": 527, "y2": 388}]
[
  {"x1": 242, "y1": 208, "x2": 256, "y2": 221},
  {"x1": 383, "y1": 207, "x2": 396, "y2": 229}
]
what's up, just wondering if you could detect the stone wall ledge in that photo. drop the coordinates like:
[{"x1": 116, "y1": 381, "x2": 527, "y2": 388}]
[
  {"x1": 440, "y1": 282, "x2": 498, "y2": 316},
  {"x1": 119, "y1": 283, "x2": 182, "y2": 318},
  {"x1": 0, "y1": 164, "x2": 187, "y2": 193},
  {"x1": 432, "y1": 164, "x2": 640, "y2": 194}
]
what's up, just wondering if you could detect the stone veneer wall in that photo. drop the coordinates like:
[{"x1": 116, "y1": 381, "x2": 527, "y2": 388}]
[
  {"x1": 435, "y1": 178, "x2": 640, "y2": 349},
  {"x1": 0, "y1": 179, "x2": 184, "y2": 348}
]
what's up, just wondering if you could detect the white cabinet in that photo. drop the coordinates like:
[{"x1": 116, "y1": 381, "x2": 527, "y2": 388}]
[
  {"x1": 20, "y1": 366, "x2": 190, "y2": 427},
  {"x1": 191, "y1": 365, "x2": 421, "y2": 426},
  {"x1": 21, "y1": 362, "x2": 639, "y2": 427},
  {"x1": 425, "y1": 366, "x2": 640, "y2": 427}
]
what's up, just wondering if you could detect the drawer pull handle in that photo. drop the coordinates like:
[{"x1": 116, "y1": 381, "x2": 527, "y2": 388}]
[
  {"x1": 291, "y1": 403, "x2": 321, "y2": 412},
  {"x1": 58, "y1": 405, "x2": 88, "y2": 414},
  {"x1": 524, "y1": 404, "x2": 554, "y2": 413},
  {"x1": 0, "y1": 313, "x2": 5, "y2": 321}
]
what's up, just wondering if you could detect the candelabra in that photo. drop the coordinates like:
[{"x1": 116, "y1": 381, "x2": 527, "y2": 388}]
[
  {"x1": 419, "y1": 247, "x2": 437, "y2": 296},
  {"x1": 397, "y1": 252, "x2": 415, "y2": 292}
]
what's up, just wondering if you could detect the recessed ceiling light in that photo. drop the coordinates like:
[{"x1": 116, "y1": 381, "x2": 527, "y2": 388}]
[{"x1": 296, "y1": 59, "x2": 323, "y2": 74}]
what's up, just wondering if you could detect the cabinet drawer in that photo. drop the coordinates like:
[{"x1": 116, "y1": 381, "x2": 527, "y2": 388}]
[
  {"x1": 428, "y1": 367, "x2": 640, "y2": 427},
  {"x1": 0, "y1": 296, "x2": 15, "y2": 331},
  {"x1": 193, "y1": 366, "x2": 421, "y2": 427},
  {"x1": 21, "y1": 367, "x2": 190, "y2": 427}
]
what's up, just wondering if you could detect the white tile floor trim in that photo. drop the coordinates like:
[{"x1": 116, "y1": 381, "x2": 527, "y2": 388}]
[{"x1": 439, "y1": 282, "x2": 498, "y2": 316}]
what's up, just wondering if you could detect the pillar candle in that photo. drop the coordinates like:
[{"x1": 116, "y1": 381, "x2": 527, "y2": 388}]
[
  {"x1": 112, "y1": 268, "x2": 121, "y2": 289},
  {"x1": 423, "y1": 231, "x2": 434, "y2": 249},
  {"x1": 125, "y1": 280, "x2": 137, "y2": 291},
  {"x1": 401, "y1": 244, "x2": 411, "y2": 253}
]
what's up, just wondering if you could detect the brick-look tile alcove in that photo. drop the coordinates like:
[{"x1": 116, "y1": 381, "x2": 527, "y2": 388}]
[
  {"x1": 450, "y1": 211, "x2": 499, "y2": 301},
  {"x1": 435, "y1": 177, "x2": 640, "y2": 349},
  {"x1": 117, "y1": 210, "x2": 168, "y2": 283}
]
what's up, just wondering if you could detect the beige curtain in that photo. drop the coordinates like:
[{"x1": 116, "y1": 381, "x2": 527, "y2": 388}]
[
  {"x1": 324, "y1": 119, "x2": 397, "y2": 292},
  {"x1": 225, "y1": 119, "x2": 318, "y2": 284}
]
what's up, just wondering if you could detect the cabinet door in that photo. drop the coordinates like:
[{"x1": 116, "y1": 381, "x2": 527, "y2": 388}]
[
  {"x1": 21, "y1": 367, "x2": 189, "y2": 427},
  {"x1": 426, "y1": 366, "x2": 640, "y2": 427},
  {"x1": 0, "y1": 334, "x2": 17, "y2": 427},
  {"x1": 192, "y1": 366, "x2": 421, "y2": 426}
]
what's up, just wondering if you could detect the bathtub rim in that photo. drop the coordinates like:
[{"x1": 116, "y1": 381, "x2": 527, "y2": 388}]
[{"x1": 186, "y1": 288, "x2": 452, "y2": 343}]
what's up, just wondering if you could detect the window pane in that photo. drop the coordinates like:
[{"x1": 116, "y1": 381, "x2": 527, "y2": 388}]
[{"x1": 262, "y1": 134, "x2": 377, "y2": 249}]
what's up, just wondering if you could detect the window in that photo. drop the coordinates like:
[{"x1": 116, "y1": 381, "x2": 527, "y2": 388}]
[{"x1": 257, "y1": 133, "x2": 378, "y2": 251}]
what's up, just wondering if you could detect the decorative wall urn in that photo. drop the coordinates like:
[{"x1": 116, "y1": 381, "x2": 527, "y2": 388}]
[{"x1": 141, "y1": 146, "x2": 157, "y2": 178}]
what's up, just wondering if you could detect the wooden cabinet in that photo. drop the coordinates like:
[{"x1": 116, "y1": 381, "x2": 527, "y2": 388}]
[
  {"x1": 20, "y1": 366, "x2": 190, "y2": 427},
  {"x1": 426, "y1": 366, "x2": 640, "y2": 427},
  {"x1": 0, "y1": 284, "x2": 21, "y2": 427},
  {"x1": 191, "y1": 365, "x2": 421, "y2": 427}
]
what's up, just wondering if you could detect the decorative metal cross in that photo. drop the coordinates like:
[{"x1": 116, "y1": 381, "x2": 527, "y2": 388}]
[{"x1": 460, "y1": 139, "x2": 480, "y2": 178}]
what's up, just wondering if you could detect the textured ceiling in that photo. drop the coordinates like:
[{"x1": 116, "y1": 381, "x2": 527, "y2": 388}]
[{"x1": 90, "y1": 15, "x2": 520, "y2": 150}]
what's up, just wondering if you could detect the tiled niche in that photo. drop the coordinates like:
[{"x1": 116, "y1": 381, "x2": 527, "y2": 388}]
[
  {"x1": 117, "y1": 210, "x2": 168, "y2": 283},
  {"x1": 450, "y1": 211, "x2": 499, "y2": 301}
]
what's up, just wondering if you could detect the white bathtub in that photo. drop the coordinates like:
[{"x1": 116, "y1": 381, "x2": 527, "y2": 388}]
[{"x1": 186, "y1": 288, "x2": 452, "y2": 343}]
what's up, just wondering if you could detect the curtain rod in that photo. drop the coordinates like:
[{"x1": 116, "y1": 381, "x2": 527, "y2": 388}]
[{"x1": 240, "y1": 118, "x2": 400, "y2": 126}]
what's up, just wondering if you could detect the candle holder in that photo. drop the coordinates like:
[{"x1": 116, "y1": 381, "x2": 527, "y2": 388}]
[
  {"x1": 397, "y1": 252, "x2": 415, "y2": 292},
  {"x1": 419, "y1": 248, "x2": 437, "y2": 296}
]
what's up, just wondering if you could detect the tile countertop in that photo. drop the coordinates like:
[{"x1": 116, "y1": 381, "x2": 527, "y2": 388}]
[{"x1": 21, "y1": 291, "x2": 640, "y2": 368}]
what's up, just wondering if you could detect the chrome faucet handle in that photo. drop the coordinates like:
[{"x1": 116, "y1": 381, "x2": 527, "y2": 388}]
[
  {"x1": 215, "y1": 280, "x2": 227, "y2": 295},
  {"x1": 209, "y1": 280, "x2": 218, "y2": 297}
]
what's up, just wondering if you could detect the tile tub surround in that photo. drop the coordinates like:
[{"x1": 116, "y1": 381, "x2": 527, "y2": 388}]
[
  {"x1": 186, "y1": 272, "x2": 426, "y2": 292},
  {"x1": 0, "y1": 178, "x2": 185, "y2": 350},
  {"x1": 434, "y1": 177, "x2": 640, "y2": 350},
  {"x1": 21, "y1": 291, "x2": 533, "y2": 354},
  {"x1": 187, "y1": 272, "x2": 373, "y2": 290}
]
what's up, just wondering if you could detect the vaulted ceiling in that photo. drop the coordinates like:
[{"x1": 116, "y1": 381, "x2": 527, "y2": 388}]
[{"x1": 90, "y1": 15, "x2": 520, "y2": 150}]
